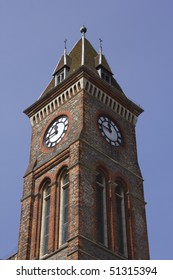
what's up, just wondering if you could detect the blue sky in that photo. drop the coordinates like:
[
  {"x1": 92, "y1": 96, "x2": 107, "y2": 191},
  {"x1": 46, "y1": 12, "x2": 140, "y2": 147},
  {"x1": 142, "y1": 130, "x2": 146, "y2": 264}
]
[{"x1": 0, "y1": 0, "x2": 173, "y2": 259}]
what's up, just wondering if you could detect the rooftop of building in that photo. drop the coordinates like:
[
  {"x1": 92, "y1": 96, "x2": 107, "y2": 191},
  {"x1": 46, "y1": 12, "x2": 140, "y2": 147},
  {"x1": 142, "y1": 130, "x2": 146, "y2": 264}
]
[{"x1": 40, "y1": 26, "x2": 124, "y2": 99}]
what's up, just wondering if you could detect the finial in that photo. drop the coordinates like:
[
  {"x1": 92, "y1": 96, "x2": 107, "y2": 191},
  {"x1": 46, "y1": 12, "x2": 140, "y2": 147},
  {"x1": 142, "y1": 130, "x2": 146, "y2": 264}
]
[
  {"x1": 80, "y1": 25, "x2": 87, "y2": 37},
  {"x1": 99, "y1": 38, "x2": 103, "y2": 64},
  {"x1": 64, "y1": 38, "x2": 67, "y2": 50},
  {"x1": 64, "y1": 38, "x2": 67, "y2": 65},
  {"x1": 80, "y1": 26, "x2": 87, "y2": 65},
  {"x1": 99, "y1": 38, "x2": 103, "y2": 49}
]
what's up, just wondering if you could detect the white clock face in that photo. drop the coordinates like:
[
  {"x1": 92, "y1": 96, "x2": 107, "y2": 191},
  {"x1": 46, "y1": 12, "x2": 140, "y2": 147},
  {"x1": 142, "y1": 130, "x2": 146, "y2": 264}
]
[
  {"x1": 44, "y1": 115, "x2": 68, "y2": 148},
  {"x1": 98, "y1": 116, "x2": 122, "y2": 146}
]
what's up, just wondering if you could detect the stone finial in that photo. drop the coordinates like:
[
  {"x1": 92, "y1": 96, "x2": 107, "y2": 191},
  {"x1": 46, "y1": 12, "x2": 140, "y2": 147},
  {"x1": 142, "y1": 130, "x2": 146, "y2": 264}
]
[{"x1": 80, "y1": 25, "x2": 87, "y2": 36}]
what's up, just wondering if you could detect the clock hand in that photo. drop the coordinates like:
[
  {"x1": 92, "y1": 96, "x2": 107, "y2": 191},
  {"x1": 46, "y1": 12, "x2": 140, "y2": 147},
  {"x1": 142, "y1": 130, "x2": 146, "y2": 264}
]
[
  {"x1": 49, "y1": 131, "x2": 58, "y2": 138},
  {"x1": 107, "y1": 122, "x2": 112, "y2": 133},
  {"x1": 46, "y1": 126, "x2": 59, "y2": 139},
  {"x1": 102, "y1": 124, "x2": 112, "y2": 133}
]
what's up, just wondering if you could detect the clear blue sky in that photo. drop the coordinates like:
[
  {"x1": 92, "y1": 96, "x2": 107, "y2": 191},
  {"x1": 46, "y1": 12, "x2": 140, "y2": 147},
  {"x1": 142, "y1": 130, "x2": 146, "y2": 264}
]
[{"x1": 0, "y1": 0, "x2": 172, "y2": 259}]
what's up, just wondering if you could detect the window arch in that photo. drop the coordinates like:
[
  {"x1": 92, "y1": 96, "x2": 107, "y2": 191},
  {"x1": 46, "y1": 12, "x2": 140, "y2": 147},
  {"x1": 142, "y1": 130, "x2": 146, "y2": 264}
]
[
  {"x1": 40, "y1": 179, "x2": 51, "y2": 257},
  {"x1": 59, "y1": 169, "x2": 69, "y2": 246},
  {"x1": 115, "y1": 181, "x2": 128, "y2": 256},
  {"x1": 96, "y1": 170, "x2": 108, "y2": 246}
]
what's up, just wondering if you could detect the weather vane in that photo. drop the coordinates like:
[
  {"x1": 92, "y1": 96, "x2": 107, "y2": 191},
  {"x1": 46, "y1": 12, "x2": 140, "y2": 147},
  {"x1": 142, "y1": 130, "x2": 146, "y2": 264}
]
[
  {"x1": 64, "y1": 38, "x2": 67, "y2": 50},
  {"x1": 99, "y1": 38, "x2": 103, "y2": 49}
]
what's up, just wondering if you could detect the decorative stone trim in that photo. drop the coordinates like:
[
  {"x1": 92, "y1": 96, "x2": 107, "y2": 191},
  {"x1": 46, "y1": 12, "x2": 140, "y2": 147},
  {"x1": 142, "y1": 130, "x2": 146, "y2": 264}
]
[
  {"x1": 83, "y1": 79, "x2": 137, "y2": 125},
  {"x1": 30, "y1": 79, "x2": 83, "y2": 126},
  {"x1": 30, "y1": 77, "x2": 137, "y2": 126}
]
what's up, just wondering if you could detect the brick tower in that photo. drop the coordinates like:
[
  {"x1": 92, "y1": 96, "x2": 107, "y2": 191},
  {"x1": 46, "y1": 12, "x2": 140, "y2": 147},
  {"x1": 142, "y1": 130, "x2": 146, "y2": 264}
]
[{"x1": 17, "y1": 27, "x2": 149, "y2": 260}]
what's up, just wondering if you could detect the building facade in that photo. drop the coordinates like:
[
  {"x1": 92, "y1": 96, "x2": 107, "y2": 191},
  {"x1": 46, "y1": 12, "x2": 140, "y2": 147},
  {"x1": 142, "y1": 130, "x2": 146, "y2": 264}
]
[{"x1": 16, "y1": 27, "x2": 149, "y2": 260}]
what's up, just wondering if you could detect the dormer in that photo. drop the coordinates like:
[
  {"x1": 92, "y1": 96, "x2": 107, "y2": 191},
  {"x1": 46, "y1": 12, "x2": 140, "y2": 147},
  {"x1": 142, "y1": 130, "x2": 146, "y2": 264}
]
[
  {"x1": 53, "y1": 41, "x2": 71, "y2": 87},
  {"x1": 97, "y1": 67, "x2": 112, "y2": 84},
  {"x1": 95, "y1": 41, "x2": 113, "y2": 85},
  {"x1": 54, "y1": 66, "x2": 70, "y2": 86}
]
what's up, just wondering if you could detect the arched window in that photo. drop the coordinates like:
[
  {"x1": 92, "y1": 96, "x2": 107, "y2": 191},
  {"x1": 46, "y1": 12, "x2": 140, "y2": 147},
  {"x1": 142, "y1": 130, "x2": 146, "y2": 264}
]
[
  {"x1": 59, "y1": 169, "x2": 69, "y2": 246},
  {"x1": 96, "y1": 171, "x2": 107, "y2": 246},
  {"x1": 40, "y1": 179, "x2": 51, "y2": 257},
  {"x1": 115, "y1": 181, "x2": 128, "y2": 256}
]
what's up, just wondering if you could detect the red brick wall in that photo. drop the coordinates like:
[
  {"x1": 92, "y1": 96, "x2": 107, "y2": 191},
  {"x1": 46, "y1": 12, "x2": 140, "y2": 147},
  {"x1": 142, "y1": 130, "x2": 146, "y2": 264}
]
[{"x1": 17, "y1": 77, "x2": 149, "y2": 260}]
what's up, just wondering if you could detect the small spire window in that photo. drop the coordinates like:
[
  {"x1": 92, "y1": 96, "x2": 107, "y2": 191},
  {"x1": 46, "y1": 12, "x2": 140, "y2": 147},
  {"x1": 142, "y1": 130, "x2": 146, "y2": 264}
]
[
  {"x1": 97, "y1": 68, "x2": 111, "y2": 84},
  {"x1": 55, "y1": 68, "x2": 68, "y2": 86},
  {"x1": 101, "y1": 71, "x2": 111, "y2": 83}
]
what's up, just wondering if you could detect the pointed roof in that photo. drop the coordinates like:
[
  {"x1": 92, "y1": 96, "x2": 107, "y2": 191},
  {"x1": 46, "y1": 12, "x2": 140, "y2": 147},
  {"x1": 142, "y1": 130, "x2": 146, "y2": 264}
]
[
  {"x1": 40, "y1": 34, "x2": 124, "y2": 99},
  {"x1": 68, "y1": 38, "x2": 98, "y2": 75}
]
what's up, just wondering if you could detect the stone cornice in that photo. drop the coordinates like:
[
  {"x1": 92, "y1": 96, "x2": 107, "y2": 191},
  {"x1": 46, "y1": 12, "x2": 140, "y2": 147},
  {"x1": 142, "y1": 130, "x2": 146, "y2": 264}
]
[{"x1": 24, "y1": 66, "x2": 143, "y2": 127}]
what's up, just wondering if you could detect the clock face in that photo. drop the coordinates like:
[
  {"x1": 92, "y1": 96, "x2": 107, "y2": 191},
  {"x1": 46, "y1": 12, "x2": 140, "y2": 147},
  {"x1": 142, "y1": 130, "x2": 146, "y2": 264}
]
[
  {"x1": 98, "y1": 116, "x2": 122, "y2": 146},
  {"x1": 44, "y1": 115, "x2": 68, "y2": 148}
]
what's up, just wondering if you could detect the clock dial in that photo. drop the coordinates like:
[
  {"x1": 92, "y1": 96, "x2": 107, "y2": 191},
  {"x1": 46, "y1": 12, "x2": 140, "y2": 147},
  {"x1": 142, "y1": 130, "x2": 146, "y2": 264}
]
[
  {"x1": 98, "y1": 116, "x2": 122, "y2": 146},
  {"x1": 44, "y1": 115, "x2": 68, "y2": 148}
]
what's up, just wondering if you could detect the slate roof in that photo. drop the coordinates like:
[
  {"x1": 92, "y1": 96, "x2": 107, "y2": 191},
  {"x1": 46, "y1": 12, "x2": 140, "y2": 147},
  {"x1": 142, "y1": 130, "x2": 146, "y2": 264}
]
[
  {"x1": 40, "y1": 37, "x2": 124, "y2": 99},
  {"x1": 53, "y1": 55, "x2": 72, "y2": 75}
]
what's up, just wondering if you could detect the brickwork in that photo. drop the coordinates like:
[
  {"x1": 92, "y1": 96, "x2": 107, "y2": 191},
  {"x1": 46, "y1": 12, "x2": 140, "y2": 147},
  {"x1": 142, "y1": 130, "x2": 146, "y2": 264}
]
[
  {"x1": 17, "y1": 174, "x2": 34, "y2": 259},
  {"x1": 16, "y1": 36, "x2": 149, "y2": 260}
]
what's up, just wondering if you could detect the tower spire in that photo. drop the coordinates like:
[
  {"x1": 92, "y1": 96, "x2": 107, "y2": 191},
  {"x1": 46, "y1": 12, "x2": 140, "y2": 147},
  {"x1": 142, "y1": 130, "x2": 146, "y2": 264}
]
[{"x1": 80, "y1": 25, "x2": 87, "y2": 65}]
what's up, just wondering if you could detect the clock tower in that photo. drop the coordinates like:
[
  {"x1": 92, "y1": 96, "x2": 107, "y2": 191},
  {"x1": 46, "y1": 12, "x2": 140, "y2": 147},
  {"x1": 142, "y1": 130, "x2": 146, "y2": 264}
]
[{"x1": 17, "y1": 27, "x2": 149, "y2": 260}]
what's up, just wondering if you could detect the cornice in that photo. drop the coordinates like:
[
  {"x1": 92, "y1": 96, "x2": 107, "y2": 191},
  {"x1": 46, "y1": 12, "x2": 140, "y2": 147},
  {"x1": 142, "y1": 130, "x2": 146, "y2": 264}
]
[{"x1": 24, "y1": 66, "x2": 143, "y2": 127}]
